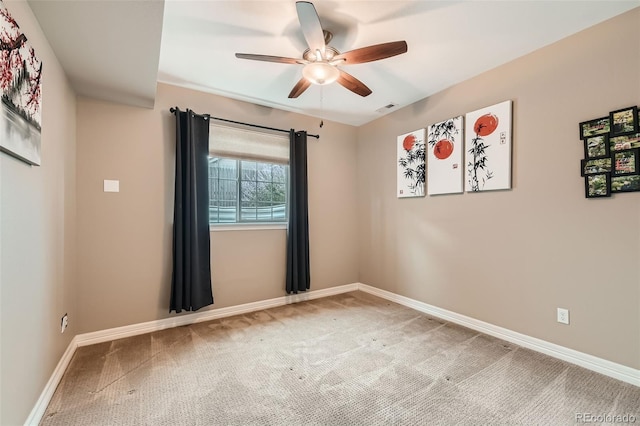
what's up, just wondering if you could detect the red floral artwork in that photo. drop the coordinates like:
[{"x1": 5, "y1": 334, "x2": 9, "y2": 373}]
[{"x1": 1, "y1": 1, "x2": 42, "y2": 129}]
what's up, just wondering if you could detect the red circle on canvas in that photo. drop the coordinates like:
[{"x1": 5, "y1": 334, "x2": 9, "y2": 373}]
[
  {"x1": 434, "y1": 139, "x2": 454, "y2": 160},
  {"x1": 403, "y1": 134, "x2": 416, "y2": 151},
  {"x1": 474, "y1": 114, "x2": 499, "y2": 136}
]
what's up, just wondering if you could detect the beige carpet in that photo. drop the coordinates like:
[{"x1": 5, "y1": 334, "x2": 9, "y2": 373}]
[{"x1": 42, "y1": 291, "x2": 639, "y2": 425}]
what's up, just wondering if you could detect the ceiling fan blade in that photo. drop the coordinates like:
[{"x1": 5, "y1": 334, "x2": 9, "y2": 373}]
[
  {"x1": 296, "y1": 1, "x2": 326, "y2": 57},
  {"x1": 288, "y1": 78, "x2": 312, "y2": 98},
  {"x1": 337, "y1": 70, "x2": 372, "y2": 97},
  {"x1": 235, "y1": 53, "x2": 303, "y2": 64},
  {"x1": 333, "y1": 41, "x2": 408, "y2": 65}
]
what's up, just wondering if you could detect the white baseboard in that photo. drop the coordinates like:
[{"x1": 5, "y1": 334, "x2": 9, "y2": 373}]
[
  {"x1": 25, "y1": 336, "x2": 79, "y2": 426},
  {"x1": 27, "y1": 282, "x2": 639, "y2": 425},
  {"x1": 75, "y1": 283, "x2": 359, "y2": 347},
  {"x1": 357, "y1": 283, "x2": 640, "y2": 387},
  {"x1": 24, "y1": 283, "x2": 359, "y2": 425}
]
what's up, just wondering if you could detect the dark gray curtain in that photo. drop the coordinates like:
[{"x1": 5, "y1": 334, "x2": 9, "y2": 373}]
[
  {"x1": 170, "y1": 108, "x2": 214, "y2": 313},
  {"x1": 286, "y1": 130, "x2": 310, "y2": 294}
]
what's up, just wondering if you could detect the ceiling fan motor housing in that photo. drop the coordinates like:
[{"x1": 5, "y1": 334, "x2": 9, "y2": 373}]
[{"x1": 303, "y1": 46, "x2": 340, "y2": 62}]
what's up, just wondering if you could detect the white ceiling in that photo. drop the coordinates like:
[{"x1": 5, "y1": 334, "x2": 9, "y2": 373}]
[
  {"x1": 29, "y1": 1, "x2": 639, "y2": 126},
  {"x1": 28, "y1": 0, "x2": 165, "y2": 108}
]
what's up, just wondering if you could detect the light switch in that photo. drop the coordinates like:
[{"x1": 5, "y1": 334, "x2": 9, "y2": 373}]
[{"x1": 104, "y1": 179, "x2": 120, "y2": 193}]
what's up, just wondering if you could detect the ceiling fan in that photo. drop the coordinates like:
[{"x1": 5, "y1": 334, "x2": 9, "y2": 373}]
[{"x1": 235, "y1": 1, "x2": 408, "y2": 99}]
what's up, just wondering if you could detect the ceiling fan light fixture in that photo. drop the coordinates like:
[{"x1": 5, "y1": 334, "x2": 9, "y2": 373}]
[
  {"x1": 302, "y1": 62, "x2": 339, "y2": 85},
  {"x1": 234, "y1": 2, "x2": 407, "y2": 98}
]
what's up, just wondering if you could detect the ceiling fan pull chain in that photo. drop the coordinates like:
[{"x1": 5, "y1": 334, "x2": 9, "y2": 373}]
[{"x1": 320, "y1": 86, "x2": 324, "y2": 128}]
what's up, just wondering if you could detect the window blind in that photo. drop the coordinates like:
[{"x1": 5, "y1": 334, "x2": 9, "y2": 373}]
[{"x1": 209, "y1": 123, "x2": 289, "y2": 164}]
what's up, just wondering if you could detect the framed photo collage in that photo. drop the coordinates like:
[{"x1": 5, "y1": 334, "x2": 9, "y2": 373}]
[{"x1": 579, "y1": 106, "x2": 640, "y2": 198}]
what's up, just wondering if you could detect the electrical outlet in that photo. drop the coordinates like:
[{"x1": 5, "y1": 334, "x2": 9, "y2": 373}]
[
  {"x1": 61, "y1": 313, "x2": 68, "y2": 333},
  {"x1": 557, "y1": 308, "x2": 569, "y2": 325}
]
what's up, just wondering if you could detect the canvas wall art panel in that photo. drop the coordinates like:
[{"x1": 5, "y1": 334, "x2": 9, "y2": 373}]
[
  {"x1": 1, "y1": 0, "x2": 43, "y2": 166},
  {"x1": 465, "y1": 100, "x2": 512, "y2": 192},
  {"x1": 427, "y1": 116, "x2": 463, "y2": 195},
  {"x1": 397, "y1": 128, "x2": 425, "y2": 198}
]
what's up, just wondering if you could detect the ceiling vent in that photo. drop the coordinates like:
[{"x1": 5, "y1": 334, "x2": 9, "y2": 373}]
[{"x1": 375, "y1": 103, "x2": 398, "y2": 113}]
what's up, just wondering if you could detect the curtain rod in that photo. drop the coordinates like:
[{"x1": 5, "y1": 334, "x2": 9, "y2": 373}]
[{"x1": 170, "y1": 108, "x2": 320, "y2": 139}]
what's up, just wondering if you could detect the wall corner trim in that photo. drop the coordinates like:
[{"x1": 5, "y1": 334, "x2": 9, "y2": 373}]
[
  {"x1": 26, "y1": 282, "x2": 639, "y2": 424},
  {"x1": 357, "y1": 283, "x2": 640, "y2": 387}
]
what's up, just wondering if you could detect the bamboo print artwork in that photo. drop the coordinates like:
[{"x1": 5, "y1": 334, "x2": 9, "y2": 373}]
[
  {"x1": 397, "y1": 129, "x2": 426, "y2": 197},
  {"x1": 468, "y1": 114, "x2": 497, "y2": 191},
  {"x1": 427, "y1": 116, "x2": 463, "y2": 195},
  {"x1": 464, "y1": 101, "x2": 512, "y2": 192}
]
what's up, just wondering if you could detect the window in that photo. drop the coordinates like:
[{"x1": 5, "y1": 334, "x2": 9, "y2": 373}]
[
  {"x1": 208, "y1": 158, "x2": 288, "y2": 223},
  {"x1": 208, "y1": 124, "x2": 289, "y2": 225}
]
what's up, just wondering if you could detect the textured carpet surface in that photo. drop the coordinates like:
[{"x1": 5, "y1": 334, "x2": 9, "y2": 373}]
[{"x1": 42, "y1": 291, "x2": 639, "y2": 425}]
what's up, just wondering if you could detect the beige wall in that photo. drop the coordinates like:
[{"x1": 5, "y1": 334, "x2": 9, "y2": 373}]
[
  {"x1": 75, "y1": 83, "x2": 359, "y2": 333},
  {"x1": 0, "y1": 1, "x2": 77, "y2": 424},
  {"x1": 357, "y1": 9, "x2": 640, "y2": 369},
  {"x1": 4, "y1": 5, "x2": 639, "y2": 423}
]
